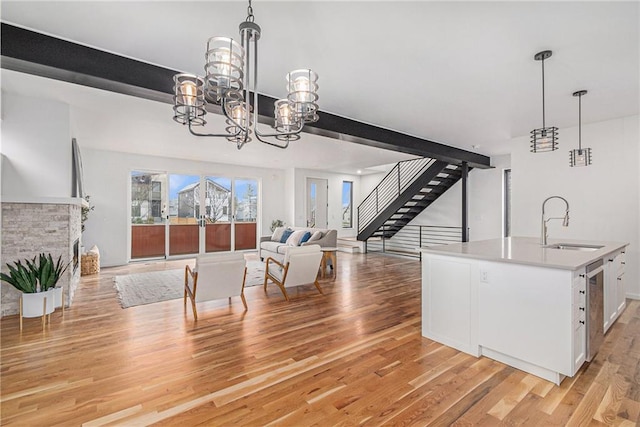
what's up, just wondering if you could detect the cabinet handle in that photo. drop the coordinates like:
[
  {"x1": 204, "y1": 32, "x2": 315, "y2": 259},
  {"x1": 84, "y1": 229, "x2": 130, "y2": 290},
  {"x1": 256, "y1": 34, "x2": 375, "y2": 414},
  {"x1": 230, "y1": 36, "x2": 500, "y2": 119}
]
[
  {"x1": 621, "y1": 262, "x2": 626, "y2": 265},
  {"x1": 622, "y1": 251, "x2": 626, "y2": 254},
  {"x1": 579, "y1": 290, "x2": 585, "y2": 294},
  {"x1": 579, "y1": 320, "x2": 585, "y2": 325},
  {"x1": 579, "y1": 307, "x2": 585, "y2": 311},
  {"x1": 579, "y1": 274, "x2": 585, "y2": 278},
  {"x1": 618, "y1": 277, "x2": 622, "y2": 281},
  {"x1": 608, "y1": 259, "x2": 614, "y2": 262}
]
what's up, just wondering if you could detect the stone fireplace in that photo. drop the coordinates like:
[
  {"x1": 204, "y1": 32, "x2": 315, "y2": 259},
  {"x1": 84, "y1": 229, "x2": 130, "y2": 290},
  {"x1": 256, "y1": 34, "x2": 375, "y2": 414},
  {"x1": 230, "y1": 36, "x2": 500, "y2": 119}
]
[{"x1": 1, "y1": 198, "x2": 82, "y2": 317}]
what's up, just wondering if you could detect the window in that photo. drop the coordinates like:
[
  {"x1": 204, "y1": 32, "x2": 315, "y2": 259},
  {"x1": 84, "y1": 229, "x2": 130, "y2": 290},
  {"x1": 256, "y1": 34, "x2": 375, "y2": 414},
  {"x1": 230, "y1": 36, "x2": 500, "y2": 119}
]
[
  {"x1": 342, "y1": 181, "x2": 353, "y2": 228},
  {"x1": 151, "y1": 200, "x2": 161, "y2": 219},
  {"x1": 503, "y1": 169, "x2": 511, "y2": 237}
]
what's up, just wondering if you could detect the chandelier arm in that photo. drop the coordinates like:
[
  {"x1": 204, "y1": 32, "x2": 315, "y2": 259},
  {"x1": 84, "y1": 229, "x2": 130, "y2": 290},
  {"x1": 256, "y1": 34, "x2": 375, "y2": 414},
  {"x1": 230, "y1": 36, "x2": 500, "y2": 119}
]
[
  {"x1": 254, "y1": 125, "x2": 304, "y2": 139},
  {"x1": 187, "y1": 120, "x2": 241, "y2": 138},
  {"x1": 254, "y1": 132, "x2": 290, "y2": 149}
]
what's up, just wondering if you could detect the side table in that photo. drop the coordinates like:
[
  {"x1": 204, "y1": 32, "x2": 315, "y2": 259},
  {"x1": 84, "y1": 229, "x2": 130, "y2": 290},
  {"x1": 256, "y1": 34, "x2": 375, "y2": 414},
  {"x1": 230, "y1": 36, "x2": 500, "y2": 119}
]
[{"x1": 320, "y1": 247, "x2": 338, "y2": 279}]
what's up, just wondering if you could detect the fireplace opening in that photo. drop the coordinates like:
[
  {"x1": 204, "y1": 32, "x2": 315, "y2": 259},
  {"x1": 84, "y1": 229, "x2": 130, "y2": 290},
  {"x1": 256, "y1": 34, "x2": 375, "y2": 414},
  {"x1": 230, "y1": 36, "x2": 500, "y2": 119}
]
[{"x1": 73, "y1": 239, "x2": 80, "y2": 272}]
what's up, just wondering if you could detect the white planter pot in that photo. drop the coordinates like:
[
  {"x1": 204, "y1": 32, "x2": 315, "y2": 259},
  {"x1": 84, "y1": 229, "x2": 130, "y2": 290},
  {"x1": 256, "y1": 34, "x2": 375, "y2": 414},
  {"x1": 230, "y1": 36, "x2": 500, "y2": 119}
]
[
  {"x1": 52, "y1": 287, "x2": 64, "y2": 308},
  {"x1": 21, "y1": 289, "x2": 55, "y2": 318}
]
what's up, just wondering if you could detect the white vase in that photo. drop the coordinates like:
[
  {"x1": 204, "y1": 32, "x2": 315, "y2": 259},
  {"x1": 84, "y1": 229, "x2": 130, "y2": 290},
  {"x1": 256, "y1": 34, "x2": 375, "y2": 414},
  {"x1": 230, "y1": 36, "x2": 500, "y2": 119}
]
[
  {"x1": 21, "y1": 289, "x2": 55, "y2": 318},
  {"x1": 52, "y1": 287, "x2": 64, "y2": 308}
]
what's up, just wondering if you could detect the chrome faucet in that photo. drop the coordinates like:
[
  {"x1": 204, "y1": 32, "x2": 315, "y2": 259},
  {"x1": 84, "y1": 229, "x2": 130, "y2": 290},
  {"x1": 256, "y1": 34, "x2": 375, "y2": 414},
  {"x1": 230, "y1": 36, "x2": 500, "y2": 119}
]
[{"x1": 541, "y1": 196, "x2": 570, "y2": 245}]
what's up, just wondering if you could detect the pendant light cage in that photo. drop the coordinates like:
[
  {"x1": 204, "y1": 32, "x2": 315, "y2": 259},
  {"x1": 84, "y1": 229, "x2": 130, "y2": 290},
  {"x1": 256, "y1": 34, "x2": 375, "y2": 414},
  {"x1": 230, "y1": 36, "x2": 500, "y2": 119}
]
[
  {"x1": 570, "y1": 90, "x2": 591, "y2": 167},
  {"x1": 530, "y1": 50, "x2": 558, "y2": 153},
  {"x1": 569, "y1": 148, "x2": 592, "y2": 167},
  {"x1": 530, "y1": 127, "x2": 559, "y2": 152},
  {"x1": 173, "y1": 74, "x2": 206, "y2": 126}
]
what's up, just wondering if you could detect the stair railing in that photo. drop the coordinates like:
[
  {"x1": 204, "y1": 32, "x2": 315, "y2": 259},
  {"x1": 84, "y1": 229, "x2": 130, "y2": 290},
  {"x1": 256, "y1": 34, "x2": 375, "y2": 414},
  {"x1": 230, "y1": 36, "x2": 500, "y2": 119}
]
[
  {"x1": 357, "y1": 157, "x2": 435, "y2": 234},
  {"x1": 364, "y1": 224, "x2": 463, "y2": 258}
]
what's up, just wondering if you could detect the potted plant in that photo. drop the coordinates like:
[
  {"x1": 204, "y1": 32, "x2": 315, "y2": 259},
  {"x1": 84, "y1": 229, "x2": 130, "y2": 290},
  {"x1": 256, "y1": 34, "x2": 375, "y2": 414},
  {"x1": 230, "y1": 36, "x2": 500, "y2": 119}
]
[
  {"x1": 81, "y1": 195, "x2": 95, "y2": 233},
  {"x1": 0, "y1": 254, "x2": 69, "y2": 318},
  {"x1": 270, "y1": 219, "x2": 285, "y2": 232}
]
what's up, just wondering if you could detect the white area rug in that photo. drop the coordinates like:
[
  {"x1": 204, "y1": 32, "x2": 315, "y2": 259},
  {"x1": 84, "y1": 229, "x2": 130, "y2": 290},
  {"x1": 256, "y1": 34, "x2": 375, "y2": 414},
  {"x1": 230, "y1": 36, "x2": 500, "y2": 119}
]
[{"x1": 114, "y1": 261, "x2": 265, "y2": 309}]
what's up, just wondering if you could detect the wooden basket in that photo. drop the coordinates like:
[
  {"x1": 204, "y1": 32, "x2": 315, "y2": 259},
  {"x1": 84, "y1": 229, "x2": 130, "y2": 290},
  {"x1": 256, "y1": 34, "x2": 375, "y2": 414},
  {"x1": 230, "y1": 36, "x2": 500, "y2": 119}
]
[{"x1": 81, "y1": 253, "x2": 100, "y2": 276}]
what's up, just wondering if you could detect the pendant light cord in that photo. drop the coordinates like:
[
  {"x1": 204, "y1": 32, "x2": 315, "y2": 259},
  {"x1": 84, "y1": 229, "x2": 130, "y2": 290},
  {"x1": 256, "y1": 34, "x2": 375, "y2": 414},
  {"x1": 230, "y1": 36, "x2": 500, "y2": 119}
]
[
  {"x1": 578, "y1": 93, "x2": 582, "y2": 150},
  {"x1": 541, "y1": 57, "x2": 546, "y2": 129}
]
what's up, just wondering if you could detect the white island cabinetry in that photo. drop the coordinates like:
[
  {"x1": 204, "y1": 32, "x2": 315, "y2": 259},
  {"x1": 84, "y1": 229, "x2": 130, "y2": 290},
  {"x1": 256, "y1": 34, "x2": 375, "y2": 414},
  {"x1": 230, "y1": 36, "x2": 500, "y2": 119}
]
[
  {"x1": 421, "y1": 237, "x2": 627, "y2": 385},
  {"x1": 604, "y1": 248, "x2": 626, "y2": 332}
]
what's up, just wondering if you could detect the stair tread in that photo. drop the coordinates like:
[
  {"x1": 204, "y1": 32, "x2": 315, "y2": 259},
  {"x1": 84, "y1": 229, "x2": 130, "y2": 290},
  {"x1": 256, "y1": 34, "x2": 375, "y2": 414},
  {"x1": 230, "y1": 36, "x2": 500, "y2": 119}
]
[{"x1": 357, "y1": 160, "x2": 466, "y2": 241}]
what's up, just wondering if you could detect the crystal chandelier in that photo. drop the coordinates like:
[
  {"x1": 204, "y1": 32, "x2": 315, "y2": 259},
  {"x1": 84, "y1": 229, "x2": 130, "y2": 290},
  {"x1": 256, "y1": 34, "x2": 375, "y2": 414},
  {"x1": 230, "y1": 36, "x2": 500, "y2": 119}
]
[
  {"x1": 172, "y1": 0, "x2": 319, "y2": 149},
  {"x1": 569, "y1": 90, "x2": 591, "y2": 167},
  {"x1": 530, "y1": 50, "x2": 558, "y2": 152}
]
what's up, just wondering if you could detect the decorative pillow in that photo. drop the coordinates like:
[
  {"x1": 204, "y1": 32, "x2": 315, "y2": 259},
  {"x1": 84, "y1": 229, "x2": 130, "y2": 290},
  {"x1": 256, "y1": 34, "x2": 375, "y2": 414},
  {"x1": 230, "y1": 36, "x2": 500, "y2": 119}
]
[
  {"x1": 280, "y1": 228, "x2": 294, "y2": 243},
  {"x1": 286, "y1": 230, "x2": 307, "y2": 246},
  {"x1": 308, "y1": 230, "x2": 324, "y2": 242},
  {"x1": 271, "y1": 227, "x2": 286, "y2": 242},
  {"x1": 299, "y1": 231, "x2": 312, "y2": 244}
]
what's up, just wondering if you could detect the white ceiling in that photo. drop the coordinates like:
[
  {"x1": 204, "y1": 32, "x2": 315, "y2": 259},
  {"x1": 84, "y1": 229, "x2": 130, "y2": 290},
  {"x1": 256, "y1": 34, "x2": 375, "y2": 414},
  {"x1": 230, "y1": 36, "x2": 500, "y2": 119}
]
[{"x1": 1, "y1": 1, "x2": 638, "y2": 172}]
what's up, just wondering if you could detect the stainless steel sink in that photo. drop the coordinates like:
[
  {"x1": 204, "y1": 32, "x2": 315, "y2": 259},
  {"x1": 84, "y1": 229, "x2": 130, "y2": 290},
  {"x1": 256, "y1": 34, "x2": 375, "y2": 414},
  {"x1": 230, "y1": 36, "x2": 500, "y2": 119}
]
[{"x1": 543, "y1": 243, "x2": 604, "y2": 251}]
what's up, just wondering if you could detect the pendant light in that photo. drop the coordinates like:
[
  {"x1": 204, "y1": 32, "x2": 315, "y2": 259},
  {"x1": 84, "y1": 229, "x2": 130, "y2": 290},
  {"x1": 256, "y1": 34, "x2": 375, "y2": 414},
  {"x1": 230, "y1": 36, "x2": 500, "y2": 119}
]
[
  {"x1": 530, "y1": 50, "x2": 558, "y2": 152},
  {"x1": 570, "y1": 90, "x2": 592, "y2": 167}
]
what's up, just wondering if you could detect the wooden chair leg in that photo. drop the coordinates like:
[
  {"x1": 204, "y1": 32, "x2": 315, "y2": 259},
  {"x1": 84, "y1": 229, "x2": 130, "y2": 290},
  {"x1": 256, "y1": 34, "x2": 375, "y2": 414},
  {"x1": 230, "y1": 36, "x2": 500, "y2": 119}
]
[
  {"x1": 314, "y1": 279, "x2": 324, "y2": 295},
  {"x1": 273, "y1": 280, "x2": 289, "y2": 301},
  {"x1": 241, "y1": 292, "x2": 248, "y2": 310},
  {"x1": 191, "y1": 298, "x2": 198, "y2": 321}
]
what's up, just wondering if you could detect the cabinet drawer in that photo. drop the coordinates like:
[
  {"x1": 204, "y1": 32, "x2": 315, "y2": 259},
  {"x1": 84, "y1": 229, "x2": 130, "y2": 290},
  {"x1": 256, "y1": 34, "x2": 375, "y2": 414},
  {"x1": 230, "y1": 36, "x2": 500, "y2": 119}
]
[
  {"x1": 618, "y1": 251, "x2": 626, "y2": 274},
  {"x1": 573, "y1": 281, "x2": 586, "y2": 306}
]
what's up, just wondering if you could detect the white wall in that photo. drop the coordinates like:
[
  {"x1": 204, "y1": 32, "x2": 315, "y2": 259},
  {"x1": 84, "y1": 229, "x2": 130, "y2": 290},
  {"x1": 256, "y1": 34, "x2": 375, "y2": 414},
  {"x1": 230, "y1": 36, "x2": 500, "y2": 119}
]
[
  {"x1": 81, "y1": 149, "x2": 287, "y2": 266},
  {"x1": 511, "y1": 115, "x2": 639, "y2": 298},
  {"x1": 1, "y1": 93, "x2": 72, "y2": 199},
  {"x1": 292, "y1": 168, "x2": 361, "y2": 237}
]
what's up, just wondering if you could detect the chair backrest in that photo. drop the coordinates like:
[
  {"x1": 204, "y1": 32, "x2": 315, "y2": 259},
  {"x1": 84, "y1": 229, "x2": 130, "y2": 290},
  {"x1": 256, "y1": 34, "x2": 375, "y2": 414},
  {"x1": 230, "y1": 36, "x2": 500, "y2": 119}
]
[
  {"x1": 282, "y1": 245, "x2": 323, "y2": 288},
  {"x1": 193, "y1": 252, "x2": 246, "y2": 303}
]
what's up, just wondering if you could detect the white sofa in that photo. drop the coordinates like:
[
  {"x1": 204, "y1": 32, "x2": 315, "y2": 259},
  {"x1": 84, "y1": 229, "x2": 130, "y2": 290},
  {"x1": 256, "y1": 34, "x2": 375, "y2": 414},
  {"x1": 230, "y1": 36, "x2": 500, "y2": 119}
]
[{"x1": 259, "y1": 226, "x2": 337, "y2": 262}]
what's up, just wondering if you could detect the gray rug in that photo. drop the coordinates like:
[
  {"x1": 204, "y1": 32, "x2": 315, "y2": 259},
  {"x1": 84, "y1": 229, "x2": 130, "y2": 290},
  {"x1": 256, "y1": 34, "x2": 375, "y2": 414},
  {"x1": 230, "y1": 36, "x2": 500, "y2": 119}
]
[{"x1": 114, "y1": 261, "x2": 265, "y2": 308}]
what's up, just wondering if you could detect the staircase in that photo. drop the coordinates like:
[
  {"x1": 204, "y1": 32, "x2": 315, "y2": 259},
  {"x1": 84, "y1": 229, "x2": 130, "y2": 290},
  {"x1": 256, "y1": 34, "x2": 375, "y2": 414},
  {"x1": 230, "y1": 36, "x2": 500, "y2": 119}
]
[{"x1": 357, "y1": 158, "x2": 467, "y2": 241}]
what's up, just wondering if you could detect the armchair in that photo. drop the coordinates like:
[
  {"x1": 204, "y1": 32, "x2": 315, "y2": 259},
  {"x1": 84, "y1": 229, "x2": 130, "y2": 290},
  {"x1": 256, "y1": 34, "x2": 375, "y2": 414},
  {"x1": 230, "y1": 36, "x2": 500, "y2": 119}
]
[
  {"x1": 184, "y1": 252, "x2": 247, "y2": 320},
  {"x1": 263, "y1": 245, "x2": 323, "y2": 301}
]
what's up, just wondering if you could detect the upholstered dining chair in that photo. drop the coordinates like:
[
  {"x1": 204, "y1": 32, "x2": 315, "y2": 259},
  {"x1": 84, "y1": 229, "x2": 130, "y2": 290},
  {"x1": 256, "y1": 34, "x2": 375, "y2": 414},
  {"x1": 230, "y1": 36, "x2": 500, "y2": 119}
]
[
  {"x1": 263, "y1": 244, "x2": 323, "y2": 301},
  {"x1": 184, "y1": 252, "x2": 247, "y2": 320}
]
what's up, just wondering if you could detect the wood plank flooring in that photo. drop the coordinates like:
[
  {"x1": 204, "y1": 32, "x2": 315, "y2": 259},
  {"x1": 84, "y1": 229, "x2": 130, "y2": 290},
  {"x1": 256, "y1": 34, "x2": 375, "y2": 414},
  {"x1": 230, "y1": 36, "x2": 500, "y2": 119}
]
[{"x1": 1, "y1": 252, "x2": 639, "y2": 426}]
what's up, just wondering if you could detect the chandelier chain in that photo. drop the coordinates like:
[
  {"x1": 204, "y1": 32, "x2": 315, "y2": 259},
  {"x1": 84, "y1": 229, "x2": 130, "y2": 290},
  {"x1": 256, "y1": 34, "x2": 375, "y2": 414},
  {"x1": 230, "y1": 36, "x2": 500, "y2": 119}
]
[{"x1": 246, "y1": 0, "x2": 254, "y2": 22}]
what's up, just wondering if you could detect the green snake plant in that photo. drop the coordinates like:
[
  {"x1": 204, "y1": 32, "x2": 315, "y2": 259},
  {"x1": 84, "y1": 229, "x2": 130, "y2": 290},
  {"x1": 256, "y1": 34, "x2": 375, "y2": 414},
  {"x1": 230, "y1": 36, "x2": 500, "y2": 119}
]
[{"x1": 0, "y1": 254, "x2": 69, "y2": 293}]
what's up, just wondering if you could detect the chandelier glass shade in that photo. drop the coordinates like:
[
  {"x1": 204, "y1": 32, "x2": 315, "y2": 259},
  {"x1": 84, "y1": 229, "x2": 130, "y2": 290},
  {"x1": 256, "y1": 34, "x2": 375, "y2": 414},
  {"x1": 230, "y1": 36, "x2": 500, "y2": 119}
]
[
  {"x1": 530, "y1": 50, "x2": 558, "y2": 153},
  {"x1": 570, "y1": 90, "x2": 591, "y2": 167},
  {"x1": 172, "y1": 1, "x2": 319, "y2": 150}
]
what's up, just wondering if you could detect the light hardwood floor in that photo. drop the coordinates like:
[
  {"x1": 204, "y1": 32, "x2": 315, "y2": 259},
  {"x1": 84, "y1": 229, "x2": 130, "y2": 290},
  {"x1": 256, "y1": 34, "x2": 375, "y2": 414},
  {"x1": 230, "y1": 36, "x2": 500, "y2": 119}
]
[{"x1": 1, "y1": 252, "x2": 638, "y2": 426}]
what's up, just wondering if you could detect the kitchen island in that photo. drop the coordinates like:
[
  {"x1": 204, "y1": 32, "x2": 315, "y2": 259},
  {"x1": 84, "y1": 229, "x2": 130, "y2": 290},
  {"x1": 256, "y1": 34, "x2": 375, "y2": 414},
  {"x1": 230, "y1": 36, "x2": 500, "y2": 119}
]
[{"x1": 421, "y1": 236, "x2": 627, "y2": 384}]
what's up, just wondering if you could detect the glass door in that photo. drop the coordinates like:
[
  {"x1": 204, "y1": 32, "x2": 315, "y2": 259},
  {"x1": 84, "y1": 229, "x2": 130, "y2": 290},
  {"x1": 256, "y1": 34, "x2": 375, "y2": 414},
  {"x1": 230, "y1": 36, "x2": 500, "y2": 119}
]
[
  {"x1": 233, "y1": 179, "x2": 258, "y2": 250},
  {"x1": 130, "y1": 172, "x2": 259, "y2": 259},
  {"x1": 203, "y1": 176, "x2": 232, "y2": 252},
  {"x1": 168, "y1": 174, "x2": 200, "y2": 256},
  {"x1": 131, "y1": 171, "x2": 167, "y2": 259},
  {"x1": 306, "y1": 178, "x2": 328, "y2": 229}
]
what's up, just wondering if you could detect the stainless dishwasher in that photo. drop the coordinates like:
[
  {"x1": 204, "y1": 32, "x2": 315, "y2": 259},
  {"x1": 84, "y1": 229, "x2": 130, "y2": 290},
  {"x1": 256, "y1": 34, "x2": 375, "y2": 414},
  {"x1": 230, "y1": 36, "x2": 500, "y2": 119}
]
[{"x1": 586, "y1": 259, "x2": 604, "y2": 361}]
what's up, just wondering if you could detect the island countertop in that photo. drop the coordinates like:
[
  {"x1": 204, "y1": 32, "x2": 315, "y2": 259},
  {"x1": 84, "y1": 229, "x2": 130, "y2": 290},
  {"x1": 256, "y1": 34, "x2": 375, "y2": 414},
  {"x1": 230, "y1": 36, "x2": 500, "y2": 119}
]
[{"x1": 420, "y1": 236, "x2": 628, "y2": 270}]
